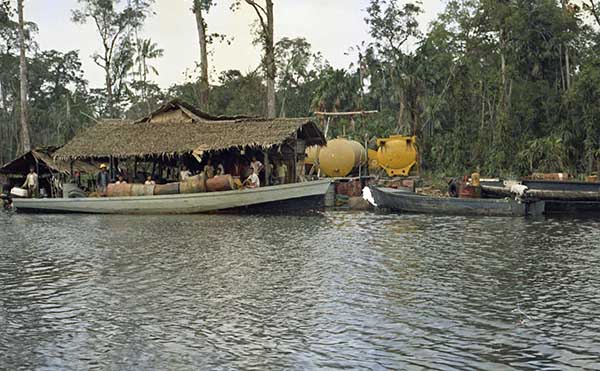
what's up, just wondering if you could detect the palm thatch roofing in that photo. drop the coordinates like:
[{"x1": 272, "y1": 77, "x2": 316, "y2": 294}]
[
  {"x1": 0, "y1": 147, "x2": 97, "y2": 177},
  {"x1": 135, "y1": 98, "x2": 252, "y2": 123},
  {"x1": 54, "y1": 100, "x2": 326, "y2": 160}
]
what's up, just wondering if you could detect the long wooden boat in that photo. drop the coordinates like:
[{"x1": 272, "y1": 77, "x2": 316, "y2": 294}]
[
  {"x1": 370, "y1": 186, "x2": 544, "y2": 217},
  {"x1": 12, "y1": 179, "x2": 331, "y2": 214},
  {"x1": 481, "y1": 179, "x2": 600, "y2": 214}
]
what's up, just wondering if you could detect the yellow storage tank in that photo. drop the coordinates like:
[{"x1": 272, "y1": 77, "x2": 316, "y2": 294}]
[
  {"x1": 348, "y1": 140, "x2": 367, "y2": 166},
  {"x1": 305, "y1": 145, "x2": 321, "y2": 166},
  {"x1": 318, "y1": 138, "x2": 366, "y2": 177},
  {"x1": 376, "y1": 135, "x2": 418, "y2": 176},
  {"x1": 367, "y1": 149, "x2": 379, "y2": 170}
]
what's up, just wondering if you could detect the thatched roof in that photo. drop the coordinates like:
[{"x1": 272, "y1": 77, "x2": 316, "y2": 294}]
[
  {"x1": 54, "y1": 100, "x2": 326, "y2": 160},
  {"x1": 135, "y1": 99, "x2": 251, "y2": 123},
  {"x1": 0, "y1": 147, "x2": 97, "y2": 176}
]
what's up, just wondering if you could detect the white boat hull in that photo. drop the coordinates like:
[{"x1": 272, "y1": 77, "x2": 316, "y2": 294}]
[{"x1": 13, "y1": 180, "x2": 331, "y2": 214}]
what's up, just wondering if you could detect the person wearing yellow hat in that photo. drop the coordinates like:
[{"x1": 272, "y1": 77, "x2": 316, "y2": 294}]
[{"x1": 97, "y1": 164, "x2": 109, "y2": 195}]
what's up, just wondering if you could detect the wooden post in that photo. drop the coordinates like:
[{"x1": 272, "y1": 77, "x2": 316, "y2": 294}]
[
  {"x1": 34, "y1": 157, "x2": 40, "y2": 197},
  {"x1": 364, "y1": 135, "x2": 369, "y2": 177},
  {"x1": 69, "y1": 161, "x2": 74, "y2": 190},
  {"x1": 263, "y1": 150, "x2": 270, "y2": 186},
  {"x1": 109, "y1": 156, "x2": 114, "y2": 181},
  {"x1": 134, "y1": 158, "x2": 138, "y2": 182},
  {"x1": 292, "y1": 144, "x2": 297, "y2": 183}
]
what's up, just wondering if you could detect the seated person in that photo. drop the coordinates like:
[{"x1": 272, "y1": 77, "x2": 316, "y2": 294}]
[
  {"x1": 216, "y1": 163, "x2": 225, "y2": 176},
  {"x1": 243, "y1": 169, "x2": 260, "y2": 189},
  {"x1": 180, "y1": 166, "x2": 191, "y2": 181},
  {"x1": 115, "y1": 175, "x2": 127, "y2": 184},
  {"x1": 204, "y1": 159, "x2": 215, "y2": 179},
  {"x1": 144, "y1": 176, "x2": 156, "y2": 185}
]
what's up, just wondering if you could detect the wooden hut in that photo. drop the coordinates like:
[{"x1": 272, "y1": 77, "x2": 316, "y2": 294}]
[
  {"x1": 55, "y1": 99, "x2": 326, "y2": 186},
  {"x1": 0, "y1": 146, "x2": 97, "y2": 196}
]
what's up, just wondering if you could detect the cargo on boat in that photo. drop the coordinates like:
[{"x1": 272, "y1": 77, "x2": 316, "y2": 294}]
[
  {"x1": 369, "y1": 186, "x2": 545, "y2": 217},
  {"x1": 10, "y1": 99, "x2": 331, "y2": 214}
]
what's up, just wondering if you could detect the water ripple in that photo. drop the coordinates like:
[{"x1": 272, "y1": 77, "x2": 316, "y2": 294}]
[{"x1": 1, "y1": 211, "x2": 599, "y2": 370}]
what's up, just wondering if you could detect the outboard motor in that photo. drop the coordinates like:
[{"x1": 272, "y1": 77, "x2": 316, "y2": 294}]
[
  {"x1": 448, "y1": 178, "x2": 459, "y2": 198},
  {"x1": 1, "y1": 193, "x2": 13, "y2": 211}
]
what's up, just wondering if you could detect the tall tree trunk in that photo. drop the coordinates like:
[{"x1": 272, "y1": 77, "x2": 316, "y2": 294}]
[
  {"x1": 565, "y1": 45, "x2": 571, "y2": 90},
  {"x1": 193, "y1": 0, "x2": 209, "y2": 111},
  {"x1": 17, "y1": 0, "x2": 31, "y2": 153},
  {"x1": 105, "y1": 49, "x2": 114, "y2": 117},
  {"x1": 500, "y1": 38, "x2": 507, "y2": 111},
  {"x1": 561, "y1": 0, "x2": 571, "y2": 90},
  {"x1": 397, "y1": 90, "x2": 406, "y2": 134},
  {"x1": 265, "y1": 0, "x2": 275, "y2": 118}
]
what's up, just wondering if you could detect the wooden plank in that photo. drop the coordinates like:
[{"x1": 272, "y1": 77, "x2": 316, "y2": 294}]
[
  {"x1": 526, "y1": 189, "x2": 600, "y2": 201},
  {"x1": 314, "y1": 111, "x2": 378, "y2": 116}
]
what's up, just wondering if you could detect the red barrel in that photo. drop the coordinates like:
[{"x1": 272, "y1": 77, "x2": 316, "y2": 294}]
[
  {"x1": 180, "y1": 174, "x2": 207, "y2": 194},
  {"x1": 154, "y1": 183, "x2": 180, "y2": 195},
  {"x1": 206, "y1": 175, "x2": 235, "y2": 192},
  {"x1": 459, "y1": 184, "x2": 482, "y2": 198},
  {"x1": 335, "y1": 180, "x2": 362, "y2": 197},
  {"x1": 107, "y1": 183, "x2": 133, "y2": 197}
]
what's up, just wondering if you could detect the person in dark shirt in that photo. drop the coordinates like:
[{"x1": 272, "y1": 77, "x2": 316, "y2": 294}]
[{"x1": 96, "y1": 164, "x2": 109, "y2": 194}]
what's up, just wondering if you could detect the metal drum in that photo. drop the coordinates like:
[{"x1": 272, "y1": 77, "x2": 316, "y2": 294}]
[
  {"x1": 154, "y1": 183, "x2": 180, "y2": 195},
  {"x1": 131, "y1": 184, "x2": 155, "y2": 196},
  {"x1": 107, "y1": 183, "x2": 133, "y2": 197},
  {"x1": 180, "y1": 174, "x2": 207, "y2": 194},
  {"x1": 206, "y1": 175, "x2": 235, "y2": 192}
]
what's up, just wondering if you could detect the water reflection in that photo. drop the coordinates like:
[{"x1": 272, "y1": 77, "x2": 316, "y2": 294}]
[{"x1": 1, "y1": 212, "x2": 599, "y2": 370}]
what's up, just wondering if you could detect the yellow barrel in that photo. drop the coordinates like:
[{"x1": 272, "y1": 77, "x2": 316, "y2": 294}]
[
  {"x1": 471, "y1": 172, "x2": 480, "y2": 187},
  {"x1": 376, "y1": 135, "x2": 418, "y2": 176},
  {"x1": 318, "y1": 138, "x2": 358, "y2": 177},
  {"x1": 305, "y1": 145, "x2": 321, "y2": 166}
]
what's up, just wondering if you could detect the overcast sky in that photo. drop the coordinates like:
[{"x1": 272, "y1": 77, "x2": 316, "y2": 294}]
[{"x1": 26, "y1": 0, "x2": 447, "y2": 89}]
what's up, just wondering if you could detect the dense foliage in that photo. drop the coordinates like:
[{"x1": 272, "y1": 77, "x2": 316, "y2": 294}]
[{"x1": 1, "y1": 0, "x2": 599, "y2": 177}]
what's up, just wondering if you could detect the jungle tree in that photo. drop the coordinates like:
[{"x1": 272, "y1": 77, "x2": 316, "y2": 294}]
[{"x1": 72, "y1": 0, "x2": 154, "y2": 117}]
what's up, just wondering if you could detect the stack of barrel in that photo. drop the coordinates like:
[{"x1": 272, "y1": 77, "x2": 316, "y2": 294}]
[{"x1": 107, "y1": 174, "x2": 236, "y2": 197}]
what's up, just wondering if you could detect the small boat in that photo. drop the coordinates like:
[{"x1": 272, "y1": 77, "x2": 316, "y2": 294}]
[
  {"x1": 481, "y1": 179, "x2": 600, "y2": 215},
  {"x1": 369, "y1": 186, "x2": 544, "y2": 217},
  {"x1": 12, "y1": 179, "x2": 331, "y2": 214}
]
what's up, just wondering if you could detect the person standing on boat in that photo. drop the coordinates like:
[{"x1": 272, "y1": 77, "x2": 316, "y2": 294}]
[
  {"x1": 180, "y1": 166, "x2": 191, "y2": 181},
  {"x1": 96, "y1": 164, "x2": 109, "y2": 194},
  {"x1": 243, "y1": 169, "x2": 260, "y2": 189},
  {"x1": 276, "y1": 161, "x2": 288, "y2": 185},
  {"x1": 22, "y1": 167, "x2": 39, "y2": 198},
  {"x1": 250, "y1": 156, "x2": 263, "y2": 175},
  {"x1": 204, "y1": 159, "x2": 215, "y2": 178}
]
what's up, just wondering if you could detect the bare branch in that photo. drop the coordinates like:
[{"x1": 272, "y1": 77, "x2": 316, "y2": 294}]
[
  {"x1": 588, "y1": 0, "x2": 600, "y2": 27},
  {"x1": 245, "y1": 0, "x2": 268, "y2": 32}
]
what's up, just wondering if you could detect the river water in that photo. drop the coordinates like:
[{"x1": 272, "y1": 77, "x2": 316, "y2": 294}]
[{"x1": 1, "y1": 211, "x2": 599, "y2": 370}]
